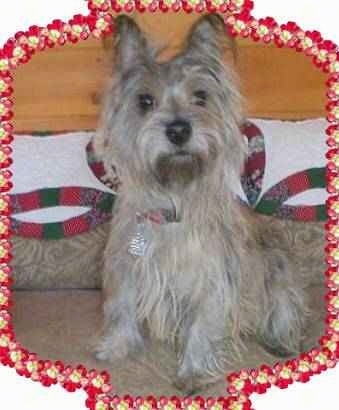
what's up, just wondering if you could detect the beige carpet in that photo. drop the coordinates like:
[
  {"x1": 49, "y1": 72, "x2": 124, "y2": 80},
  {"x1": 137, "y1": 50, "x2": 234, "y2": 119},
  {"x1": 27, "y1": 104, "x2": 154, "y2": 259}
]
[{"x1": 12, "y1": 285, "x2": 325, "y2": 397}]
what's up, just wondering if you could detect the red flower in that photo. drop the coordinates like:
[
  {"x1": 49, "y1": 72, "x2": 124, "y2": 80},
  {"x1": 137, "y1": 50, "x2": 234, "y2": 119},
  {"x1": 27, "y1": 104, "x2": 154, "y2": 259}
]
[
  {"x1": 259, "y1": 17, "x2": 277, "y2": 29},
  {"x1": 320, "y1": 39, "x2": 337, "y2": 52},
  {"x1": 305, "y1": 30, "x2": 323, "y2": 44},
  {"x1": 60, "y1": 364, "x2": 87, "y2": 392},
  {"x1": 88, "y1": 0, "x2": 110, "y2": 12},
  {"x1": 281, "y1": 21, "x2": 300, "y2": 33}
]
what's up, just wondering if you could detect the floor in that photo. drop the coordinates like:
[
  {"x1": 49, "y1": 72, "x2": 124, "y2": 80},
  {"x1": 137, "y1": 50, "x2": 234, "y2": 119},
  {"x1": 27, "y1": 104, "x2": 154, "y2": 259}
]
[{"x1": 12, "y1": 285, "x2": 325, "y2": 397}]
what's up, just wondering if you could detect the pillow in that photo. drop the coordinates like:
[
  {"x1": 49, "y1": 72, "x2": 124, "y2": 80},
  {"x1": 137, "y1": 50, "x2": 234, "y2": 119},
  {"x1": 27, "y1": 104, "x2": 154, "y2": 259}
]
[
  {"x1": 239, "y1": 118, "x2": 327, "y2": 221},
  {"x1": 11, "y1": 119, "x2": 327, "y2": 289},
  {"x1": 11, "y1": 131, "x2": 113, "y2": 289}
]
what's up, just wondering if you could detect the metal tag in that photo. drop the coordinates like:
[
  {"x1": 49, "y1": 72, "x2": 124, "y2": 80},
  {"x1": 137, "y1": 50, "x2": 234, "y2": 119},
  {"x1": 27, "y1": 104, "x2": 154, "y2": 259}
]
[{"x1": 128, "y1": 213, "x2": 152, "y2": 257}]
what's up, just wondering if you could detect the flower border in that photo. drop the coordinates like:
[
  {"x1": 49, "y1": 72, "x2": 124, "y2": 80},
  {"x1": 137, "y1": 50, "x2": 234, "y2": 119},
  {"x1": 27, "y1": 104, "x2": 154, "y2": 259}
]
[{"x1": 0, "y1": 1, "x2": 338, "y2": 409}]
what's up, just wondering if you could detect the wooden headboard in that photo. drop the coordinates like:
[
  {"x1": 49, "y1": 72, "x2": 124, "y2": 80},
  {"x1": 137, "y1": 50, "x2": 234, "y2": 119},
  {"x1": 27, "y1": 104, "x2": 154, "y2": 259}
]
[{"x1": 12, "y1": 12, "x2": 327, "y2": 132}]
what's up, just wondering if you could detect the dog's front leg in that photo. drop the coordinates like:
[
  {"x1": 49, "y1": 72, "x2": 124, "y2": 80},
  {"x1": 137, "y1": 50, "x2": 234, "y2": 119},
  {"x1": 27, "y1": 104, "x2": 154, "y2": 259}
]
[
  {"x1": 95, "y1": 262, "x2": 145, "y2": 363},
  {"x1": 175, "y1": 296, "x2": 227, "y2": 394}
]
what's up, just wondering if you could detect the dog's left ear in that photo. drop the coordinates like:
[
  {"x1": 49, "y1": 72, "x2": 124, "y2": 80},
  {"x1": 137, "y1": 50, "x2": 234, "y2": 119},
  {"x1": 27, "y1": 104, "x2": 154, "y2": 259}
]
[
  {"x1": 113, "y1": 15, "x2": 152, "y2": 73},
  {"x1": 182, "y1": 14, "x2": 235, "y2": 64}
]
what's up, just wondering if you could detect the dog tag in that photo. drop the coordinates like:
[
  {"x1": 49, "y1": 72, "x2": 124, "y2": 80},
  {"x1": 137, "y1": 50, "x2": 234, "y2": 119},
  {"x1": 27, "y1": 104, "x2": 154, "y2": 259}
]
[{"x1": 128, "y1": 213, "x2": 152, "y2": 257}]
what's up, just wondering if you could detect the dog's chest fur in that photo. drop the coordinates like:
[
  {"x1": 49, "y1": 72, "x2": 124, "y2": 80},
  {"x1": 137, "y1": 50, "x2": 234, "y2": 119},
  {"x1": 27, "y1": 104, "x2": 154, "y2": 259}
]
[{"x1": 130, "y1": 216, "x2": 233, "y2": 341}]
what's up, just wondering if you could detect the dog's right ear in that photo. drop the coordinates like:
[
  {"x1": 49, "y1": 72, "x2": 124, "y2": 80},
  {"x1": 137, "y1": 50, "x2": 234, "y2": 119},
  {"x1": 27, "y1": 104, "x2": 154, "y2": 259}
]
[
  {"x1": 182, "y1": 14, "x2": 236, "y2": 66},
  {"x1": 113, "y1": 15, "x2": 150, "y2": 73}
]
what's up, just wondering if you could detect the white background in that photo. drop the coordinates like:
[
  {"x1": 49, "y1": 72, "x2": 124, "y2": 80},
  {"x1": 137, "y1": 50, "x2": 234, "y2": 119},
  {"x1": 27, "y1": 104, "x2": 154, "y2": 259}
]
[{"x1": 0, "y1": 0, "x2": 338, "y2": 409}]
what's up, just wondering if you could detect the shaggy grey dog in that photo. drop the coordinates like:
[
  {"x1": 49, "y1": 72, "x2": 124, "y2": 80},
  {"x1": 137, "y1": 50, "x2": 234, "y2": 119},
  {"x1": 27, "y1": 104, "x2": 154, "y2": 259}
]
[{"x1": 93, "y1": 14, "x2": 308, "y2": 393}]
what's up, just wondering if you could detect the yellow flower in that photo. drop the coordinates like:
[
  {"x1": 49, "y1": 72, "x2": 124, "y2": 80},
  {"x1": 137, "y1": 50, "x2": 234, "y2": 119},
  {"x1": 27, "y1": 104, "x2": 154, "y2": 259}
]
[
  {"x1": 302, "y1": 37, "x2": 313, "y2": 48},
  {"x1": 117, "y1": 401, "x2": 129, "y2": 410},
  {"x1": 331, "y1": 249, "x2": 339, "y2": 262},
  {"x1": 256, "y1": 372, "x2": 268, "y2": 383},
  {"x1": 230, "y1": 402, "x2": 244, "y2": 410},
  {"x1": 258, "y1": 25, "x2": 269, "y2": 36},
  {"x1": 331, "y1": 295, "x2": 339, "y2": 309},
  {"x1": 72, "y1": 25, "x2": 83, "y2": 36},
  {"x1": 315, "y1": 352, "x2": 327, "y2": 365},
  {"x1": 331, "y1": 203, "x2": 339, "y2": 214},
  {"x1": 0, "y1": 80, "x2": 6, "y2": 92},
  {"x1": 0, "y1": 316, "x2": 8, "y2": 329},
  {"x1": 281, "y1": 30, "x2": 292, "y2": 41},
  {"x1": 0, "y1": 290, "x2": 8, "y2": 305},
  {"x1": 10, "y1": 350, "x2": 22, "y2": 363},
  {"x1": 96, "y1": 18, "x2": 109, "y2": 30},
  {"x1": 0, "y1": 269, "x2": 6, "y2": 281},
  {"x1": 187, "y1": 402, "x2": 201, "y2": 410},
  {"x1": 0, "y1": 245, "x2": 7, "y2": 258},
  {"x1": 0, "y1": 174, "x2": 6, "y2": 187},
  {"x1": 326, "y1": 340, "x2": 337, "y2": 352},
  {"x1": 13, "y1": 46, "x2": 25, "y2": 58},
  {"x1": 27, "y1": 360, "x2": 39, "y2": 373},
  {"x1": 0, "y1": 222, "x2": 7, "y2": 234},
  {"x1": 95, "y1": 401, "x2": 109, "y2": 410},
  {"x1": 0, "y1": 59, "x2": 9, "y2": 70},
  {"x1": 330, "y1": 319, "x2": 339, "y2": 332},
  {"x1": 46, "y1": 366, "x2": 59, "y2": 379},
  {"x1": 298, "y1": 361, "x2": 310, "y2": 372},
  {"x1": 49, "y1": 30, "x2": 61, "y2": 40},
  {"x1": 0, "y1": 199, "x2": 7, "y2": 212},
  {"x1": 0, "y1": 334, "x2": 10, "y2": 347},
  {"x1": 28, "y1": 36, "x2": 39, "y2": 47},
  {"x1": 92, "y1": 375, "x2": 104, "y2": 388},
  {"x1": 235, "y1": 20, "x2": 246, "y2": 33},
  {"x1": 69, "y1": 370, "x2": 82, "y2": 383},
  {"x1": 138, "y1": 403, "x2": 152, "y2": 410},
  {"x1": 330, "y1": 61, "x2": 339, "y2": 73},
  {"x1": 332, "y1": 107, "x2": 339, "y2": 119},
  {"x1": 331, "y1": 178, "x2": 339, "y2": 190},
  {"x1": 187, "y1": 0, "x2": 201, "y2": 5},
  {"x1": 210, "y1": 404, "x2": 223, "y2": 410},
  {"x1": 330, "y1": 272, "x2": 339, "y2": 285},
  {"x1": 280, "y1": 367, "x2": 292, "y2": 379},
  {"x1": 233, "y1": 378, "x2": 245, "y2": 390},
  {"x1": 317, "y1": 49, "x2": 328, "y2": 62}
]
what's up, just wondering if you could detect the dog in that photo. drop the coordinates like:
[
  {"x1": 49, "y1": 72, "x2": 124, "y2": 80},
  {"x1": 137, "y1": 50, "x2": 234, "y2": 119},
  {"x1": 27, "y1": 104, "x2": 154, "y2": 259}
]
[{"x1": 93, "y1": 14, "x2": 308, "y2": 393}]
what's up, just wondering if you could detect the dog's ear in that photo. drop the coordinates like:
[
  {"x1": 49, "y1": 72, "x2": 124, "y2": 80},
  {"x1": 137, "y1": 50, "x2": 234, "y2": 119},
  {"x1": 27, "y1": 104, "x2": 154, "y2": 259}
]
[
  {"x1": 113, "y1": 15, "x2": 151, "y2": 72},
  {"x1": 182, "y1": 14, "x2": 235, "y2": 64}
]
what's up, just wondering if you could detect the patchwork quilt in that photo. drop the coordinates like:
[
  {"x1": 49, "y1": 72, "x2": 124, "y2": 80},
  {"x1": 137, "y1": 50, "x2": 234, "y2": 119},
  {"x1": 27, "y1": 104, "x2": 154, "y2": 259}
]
[{"x1": 10, "y1": 118, "x2": 327, "y2": 240}]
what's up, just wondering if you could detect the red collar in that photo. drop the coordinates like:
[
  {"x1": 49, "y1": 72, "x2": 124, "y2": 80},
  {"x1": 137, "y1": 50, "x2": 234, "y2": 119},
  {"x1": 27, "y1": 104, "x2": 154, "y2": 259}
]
[{"x1": 137, "y1": 208, "x2": 179, "y2": 225}]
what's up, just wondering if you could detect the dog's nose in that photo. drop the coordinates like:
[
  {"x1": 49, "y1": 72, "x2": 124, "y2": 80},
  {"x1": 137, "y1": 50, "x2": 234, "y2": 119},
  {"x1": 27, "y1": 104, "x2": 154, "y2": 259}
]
[{"x1": 165, "y1": 119, "x2": 192, "y2": 146}]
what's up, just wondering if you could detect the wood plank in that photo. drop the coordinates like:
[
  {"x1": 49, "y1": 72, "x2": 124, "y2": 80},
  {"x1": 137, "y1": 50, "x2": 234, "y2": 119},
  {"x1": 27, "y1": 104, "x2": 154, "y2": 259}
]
[
  {"x1": 12, "y1": 14, "x2": 326, "y2": 132},
  {"x1": 13, "y1": 38, "x2": 112, "y2": 132}
]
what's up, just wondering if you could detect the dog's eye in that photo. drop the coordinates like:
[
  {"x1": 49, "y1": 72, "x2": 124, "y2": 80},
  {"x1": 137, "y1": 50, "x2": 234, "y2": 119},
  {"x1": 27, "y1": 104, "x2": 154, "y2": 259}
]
[
  {"x1": 193, "y1": 90, "x2": 208, "y2": 107},
  {"x1": 138, "y1": 93, "x2": 155, "y2": 113}
]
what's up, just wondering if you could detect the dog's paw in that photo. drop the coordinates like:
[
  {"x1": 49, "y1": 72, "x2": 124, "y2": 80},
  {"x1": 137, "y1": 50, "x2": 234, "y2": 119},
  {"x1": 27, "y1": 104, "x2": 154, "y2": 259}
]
[
  {"x1": 259, "y1": 341, "x2": 298, "y2": 358},
  {"x1": 174, "y1": 365, "x2": 219, "y2": 396},
  {"x1": 93, "y1": 339, "x2": 122, "y2": 363},
  {"x1": 259, "y1": 336, "x2": 302, "y2": 359},
  {"x1": 173, "y1": 373, "x2": 217, "y2": 396},
  {"x1": 256, "y1": 332, "x2": 302, "y2": 359},
  {"x1": 94, "y1": 329, "x2": 146, "y2": 363}
]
